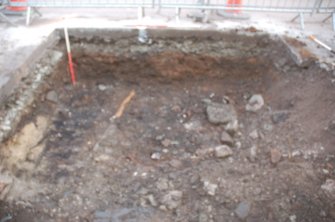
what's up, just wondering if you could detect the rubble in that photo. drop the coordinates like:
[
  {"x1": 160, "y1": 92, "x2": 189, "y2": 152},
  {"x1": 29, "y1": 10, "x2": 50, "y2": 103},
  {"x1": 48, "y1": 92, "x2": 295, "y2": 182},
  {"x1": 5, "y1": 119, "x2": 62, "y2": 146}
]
[
  {"x1": 98, "y1": 84, "x2": 107, "y2": 91},
  {"x1": 270, "y1": 149, "x2": 282, "y2": 164},
  {"x1": 249, "y1": 145, "x2": 258, "y2": 162},
  {"x1": 235, "y1": 201, "x2": 251, "y2": 220},
  {"x1": 321, "y1": 179, "x2": 335, "y2": 200},
  {"x1": 214, "y1": 145, "x2": 233, "y2": 159},
  {"x1": 246, "y1": 94, "x2": 264, "y2": 112},
  {"x1": 161, "y1": 138, "x2": 171, "y2": 147},
  {"x1": 169, "y1": 159, "x2": 182, "y2": 168},
  {"x1": 147, "y1": 194, "x2": 158, "y2": 207},
  {"x1": 220, "y1": 131, "x2": 234, "y2": 146},
  {"x1": 224, "y1": 120, "x2": 239, "y2": 135},
  {"x1": 203, "y1": 180, "x2": 218, "y2": 196},
  {"x1": 249, "y1": 129, "x2": 259, "y2": 139},
  {"x1": 156, "y1": 178, "x2": 169, "y2": 191},
  {"x1": 206, "y1": 102, "x2": 237, "y2": 125},
  {"x1": 160, "y1": 190, "x2": 183, "y2": 210},
  {"x1": 46, "y1": 90, "x2": 58, "y2": 103},
  {"x1": 151, "y1": 152, "x2": 161, "y2": 160},
  {"x1": 271, "y1": 111, "x2": 290, "y2": 124},
  {"x1": 0, "y1": 174, "x2": 13, "y2": 199}
]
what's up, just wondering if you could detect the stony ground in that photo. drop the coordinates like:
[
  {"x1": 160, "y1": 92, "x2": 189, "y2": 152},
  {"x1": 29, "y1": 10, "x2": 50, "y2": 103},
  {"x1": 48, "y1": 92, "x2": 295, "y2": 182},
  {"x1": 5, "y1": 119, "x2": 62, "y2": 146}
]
[{"x1": 0, "y1": 32, "x2": 335, "y2": 222}]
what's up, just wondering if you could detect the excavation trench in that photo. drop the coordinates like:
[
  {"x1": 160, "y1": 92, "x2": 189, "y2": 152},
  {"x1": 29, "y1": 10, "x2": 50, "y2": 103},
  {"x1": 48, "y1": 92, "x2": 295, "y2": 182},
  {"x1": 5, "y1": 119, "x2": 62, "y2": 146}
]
[{"x1": 0, "y1": 29, "x2": 334, "y2": 222}]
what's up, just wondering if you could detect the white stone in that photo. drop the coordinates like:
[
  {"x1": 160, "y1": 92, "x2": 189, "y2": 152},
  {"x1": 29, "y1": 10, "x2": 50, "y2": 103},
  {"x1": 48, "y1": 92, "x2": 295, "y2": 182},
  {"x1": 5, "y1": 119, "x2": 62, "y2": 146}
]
[
  {"x1": 249, "y1": 130, "x2": 258, "y2": 139},
  {"x1": 203, "y1": 180, "x2": 218, "y2": 196},
  {"x1": 246, "y1": 94, "x2": 264, "y2": 112},
  {"x1": 151, "y1": 152, "x2": 161, "y2": 160}
]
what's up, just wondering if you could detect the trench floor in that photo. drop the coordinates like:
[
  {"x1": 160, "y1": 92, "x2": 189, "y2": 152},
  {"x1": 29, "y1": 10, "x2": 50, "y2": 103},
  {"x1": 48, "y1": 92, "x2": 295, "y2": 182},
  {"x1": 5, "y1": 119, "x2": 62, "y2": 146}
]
[{"x1": 1, "y1": 37, "x2": 335, "y2": 222}]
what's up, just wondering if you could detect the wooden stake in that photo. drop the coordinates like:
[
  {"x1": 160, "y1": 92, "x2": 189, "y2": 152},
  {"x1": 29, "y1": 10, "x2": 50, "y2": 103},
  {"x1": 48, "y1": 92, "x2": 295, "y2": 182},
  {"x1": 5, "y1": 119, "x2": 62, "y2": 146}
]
[{"x1": 113, "y1": 90, "x2": 136, "y2": 119}]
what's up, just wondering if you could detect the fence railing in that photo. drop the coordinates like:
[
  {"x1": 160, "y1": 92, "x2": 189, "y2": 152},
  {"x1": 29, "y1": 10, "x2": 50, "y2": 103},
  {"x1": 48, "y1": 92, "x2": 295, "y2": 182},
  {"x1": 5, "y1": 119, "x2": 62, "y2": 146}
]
[
  {"x1": 12, "y1": 0, "x2": 155, "y2": 8},
  {"x1": 6, "y1": 0, "x2": 335, "y2": 29}
]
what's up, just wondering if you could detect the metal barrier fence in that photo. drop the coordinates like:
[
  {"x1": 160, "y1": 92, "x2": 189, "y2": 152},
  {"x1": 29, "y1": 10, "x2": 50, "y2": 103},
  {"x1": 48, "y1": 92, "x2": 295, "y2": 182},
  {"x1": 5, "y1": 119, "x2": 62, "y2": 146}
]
[
  {"x1": 7, "y1": 0, "x2": 335, "y2": 29},
  {"x1": 14, "y1": 0, "x2": 154, "y2": 7}
]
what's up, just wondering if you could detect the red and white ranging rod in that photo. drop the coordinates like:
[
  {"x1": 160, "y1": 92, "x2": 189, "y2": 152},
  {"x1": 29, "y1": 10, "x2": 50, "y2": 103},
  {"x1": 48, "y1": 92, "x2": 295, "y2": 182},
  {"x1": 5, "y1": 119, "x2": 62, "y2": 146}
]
[
  {"x1": 309, "y1": 35, "x2": 335, "y2": 55},
  {"x1": 64, "y1": 27, "x2": 76, "y2": 85}
]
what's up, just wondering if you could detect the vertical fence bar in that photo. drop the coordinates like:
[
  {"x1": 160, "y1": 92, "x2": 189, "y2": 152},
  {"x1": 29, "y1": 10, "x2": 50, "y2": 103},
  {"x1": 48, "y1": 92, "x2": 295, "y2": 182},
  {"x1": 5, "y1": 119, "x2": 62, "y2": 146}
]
[
  {"x1": 176, "y1": 7, "x2": 181, "y2": 22},
  {"x1": 138, "y1": 6, "x2": 144, "y2": 19},
  {"x1": 16, "y1": 0, "x2": 335, "y2": 30},
  {"x1": 156, "y1": 0, "x2": 161, "y2": 13},
  {"x1": 299, "y1": 12, "x2": 305, "y2": 30},
  {"x1": 26, "y1": 6, "x2": 31, "y2": 26}
]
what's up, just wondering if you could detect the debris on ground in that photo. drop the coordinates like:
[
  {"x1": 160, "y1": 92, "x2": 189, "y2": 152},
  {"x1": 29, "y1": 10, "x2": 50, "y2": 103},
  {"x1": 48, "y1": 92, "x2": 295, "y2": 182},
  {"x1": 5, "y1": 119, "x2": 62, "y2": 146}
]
[
  {"x1": 151, "y1": 152, "x2": 161, "y2": 160},
  {"x1": 206, "y1": 102, "x2": 237, "y2": 125},
  {"x1": 321, "y1": 179, "x2": 335, "y2": 200},
  {"x1": 249, "y1": 129, "x2": 259, "y2": 139},
  {"x1": 202, "y1": 180, "x2": 218, "y2": 196},
  {"x1": 246, "y1": 94, "x2": 264, "y2": 112},
  {"x1": 45, "y1": 90, "x2": 58, "y2": 103},
  {"x1": 271, "y1": 111, "x2": 290, "y2": 124},
  {"x1": 249, "y1": 145, "x2": 258, "y2": 162},
  {"x1": 235, "y1": 201, "x2": 251, "y2": 220},
  {"x1": 270, "y1": 148, "x2": 282, "y2": 164},
  {"x1": 224, "y1": 119, "x2": 239, "y2": 136},
  {"x1": 160, "y1": 190, "x2": 183, "y2": 210},
  {"x1": 220, "y1": 131, "x2": 234, "y2": 146},
  {"x1": 214, "y1": 145, "x2": 233, "y2": 158},
  {"x1": 98, "y1": 84, "x2": 107, "y2": 91}
]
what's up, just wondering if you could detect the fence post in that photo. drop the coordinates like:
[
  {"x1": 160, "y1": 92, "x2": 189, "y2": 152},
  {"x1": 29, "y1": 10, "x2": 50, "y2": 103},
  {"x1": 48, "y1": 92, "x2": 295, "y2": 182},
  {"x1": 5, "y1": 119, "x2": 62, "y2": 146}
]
[
  {"x1": 299, "y1": 12, "x2": 305, "y2": 30},
  {"x1": 204, "y1": 0, "x2": 211, "y2": 23},
  {"x1": 26, "y1": 6, "x2": 31, "y2": 25},
  {"x1": 138, "y1": 6, "x2": 144, "y2": 20},
  {"x1": 176, "y1": 7, "x2": 181, "y2": 22},
  {"x1": 291, "y1": 12, "x2": 305, "y2": 30},
  {"x1": 156, "y1": 0, "x2": 161, "y2": 14}
]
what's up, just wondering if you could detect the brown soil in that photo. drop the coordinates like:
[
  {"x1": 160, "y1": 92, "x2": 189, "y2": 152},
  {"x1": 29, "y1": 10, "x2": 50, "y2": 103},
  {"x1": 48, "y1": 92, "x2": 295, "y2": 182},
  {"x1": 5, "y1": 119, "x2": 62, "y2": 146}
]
[{"x1": 0, "y1": 32, "x2": 334, "y2": 222}]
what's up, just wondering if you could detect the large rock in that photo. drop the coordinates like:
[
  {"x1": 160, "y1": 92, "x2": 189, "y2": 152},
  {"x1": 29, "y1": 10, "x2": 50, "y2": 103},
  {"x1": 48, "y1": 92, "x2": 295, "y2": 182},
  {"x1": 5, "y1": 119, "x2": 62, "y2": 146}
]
[{"x1": 206, "y1": 102, "x2": 237, "y2": 125}]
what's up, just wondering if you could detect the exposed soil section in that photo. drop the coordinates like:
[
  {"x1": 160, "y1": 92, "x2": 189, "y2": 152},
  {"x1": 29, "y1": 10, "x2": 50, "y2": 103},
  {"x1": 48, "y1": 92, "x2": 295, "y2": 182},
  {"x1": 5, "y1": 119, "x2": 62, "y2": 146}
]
[{"x1": 0, "y1": 32, "x2": 335, "y2": 222}]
